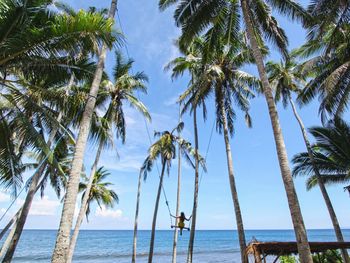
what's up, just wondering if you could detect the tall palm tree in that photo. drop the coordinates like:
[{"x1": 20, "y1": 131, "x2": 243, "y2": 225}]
[
  {"x1": 293, "y1": 118, "x2": 350, "y2": 191},
  {"x1": 67, "y1": 52, "x2": 150, "y2": 263},
  {"x1": 267, "y1": 58, "x2": 349, "y2": 263},
  {"x1": 159, "y1": 1, "x2": 314, "y2": 261},
  {"x1": 51, "y1": 2, "x2": 121, "y2": 262},
  {"x1": 165, "y1": 38, "x2": 204, "y2": 263},
  {"x1": 179, "y1": 37, "x2": 258, "y2": 263},
  {"x1": 141, "y1": 123, "x2": 205, "y2": 263}
]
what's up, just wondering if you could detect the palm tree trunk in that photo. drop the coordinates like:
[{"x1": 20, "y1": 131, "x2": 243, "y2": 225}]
[
  {"x1": 219, "y1": 96, "x2": 247, "y2": 263},
  {"x1": 186, "y1": 106, "x2": 199, "y2": 263},
  {"x1": 0, "y1": 209, "x2": 21, "y2": 241},
  {"x1": 148, "y1": 160, "x2": 166, "y2": 263},
  {"x1": 240, "y1": 1, "x2": 313, "y2": 262},
  {"x1": 2, "y1": 109, "x2": 65, "y2": 263},
  {"x1": 51, "y1": 2, "x2": 118, "y2": 262},
  {"x1": 172, "y1": 104, "x2": 182, "y2": 263},
  {"x1": 132, "y1": 170, "x2": 143, "y2": 263},
  {"x1": 0, "y1": 219, "x2": 18, "y2": 259},
  {"x1": 289, "y1": 95, "x2": 350, "y2": 263},
  {"x1": 66, "y1": 142, "x2": 104, "y2": 263}
]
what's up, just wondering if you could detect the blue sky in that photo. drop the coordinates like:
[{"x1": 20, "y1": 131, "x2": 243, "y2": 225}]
[{"x1": 0, "y1": 0, "x2": 349, "y2": 231}]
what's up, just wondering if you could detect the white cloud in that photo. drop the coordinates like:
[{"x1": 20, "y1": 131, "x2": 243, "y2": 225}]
[
  {"x1": 16, "y1": 196, "x2": 60, "y2": 216},
  {"x1": 0, "y1": 192, "x2": 10, "y2": 202},
  {"x1": 95, "y1": 206, "x2": 123, "y2": 219}
]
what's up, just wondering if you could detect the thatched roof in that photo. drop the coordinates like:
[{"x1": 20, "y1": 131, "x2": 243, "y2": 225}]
[{"x1": 246, "y1": 242, "x2": 350, "y2": 256}]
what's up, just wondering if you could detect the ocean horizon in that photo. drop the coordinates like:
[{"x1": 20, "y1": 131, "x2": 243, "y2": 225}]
[{"x1": 1, "y1": 229, "x2": 349, "y2": 262}]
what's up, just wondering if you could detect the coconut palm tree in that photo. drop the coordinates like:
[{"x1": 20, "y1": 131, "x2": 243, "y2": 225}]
[
  {"x1": 267, "y1": 58, "x2": 349, "y2": 263},
  {"x1": 79, "y1": 166, "x2": 118, "y2": 219},
  {"x1": 179, "y1": 37, "x2": 258, "y2": 263},
  {"x1": 165, "y1": 38, "x2": 204, "y2": 263},
  {"x1": 141, "y1": 123, "x2": 205, "y2": 263},
  {"x1": 51, "y1": 1, "x2": 121, "y2": 261},
  {"x1": 292, "y1": 118, "x2": 350, "y2": 192},
  {"x1": 67, "y1": 52, "x2": 150, "y2": 263},
  {"x1": 0, "y1": 0, "x2": 117, "y2": 83},
  {"x1": 159, "y1": 1, "x2": 314, "y2": 261},
  {"x1": 295, "y1": 23, "x2": 350, "y2": 122}
]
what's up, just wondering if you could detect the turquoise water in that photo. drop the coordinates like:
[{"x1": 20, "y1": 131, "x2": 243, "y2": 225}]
[{"x1": 4, "y1": 229, "x2": 350, "y2": 262}]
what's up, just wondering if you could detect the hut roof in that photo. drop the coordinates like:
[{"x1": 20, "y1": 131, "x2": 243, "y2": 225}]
[{"x1": 246, "y1": 242, "x2": 350, "y2": 256}]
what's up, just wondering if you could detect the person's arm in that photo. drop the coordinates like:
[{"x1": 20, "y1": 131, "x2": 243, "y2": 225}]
[{"x1": 186, "y1": 215, "x2": 192, "y2": 221}]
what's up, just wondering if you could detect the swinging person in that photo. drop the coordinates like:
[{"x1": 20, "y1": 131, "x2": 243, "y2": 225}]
[{"x1": 171, "y1": 212, "x2": 192, "y2": 235}]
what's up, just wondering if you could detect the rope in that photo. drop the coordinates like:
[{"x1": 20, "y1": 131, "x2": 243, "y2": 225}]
[
  {"x1": 117, "y1": 10, "x2": 173, "y2": 225},
  {"x1": 199, "y1": 118, "x2": 215, "y2": 188},
  {"x1": 0, "y1": 132, "x2": 66, "y2": 222},
  {"x1": 116, "y1": 9, "x2": 216, "y2": 225}
]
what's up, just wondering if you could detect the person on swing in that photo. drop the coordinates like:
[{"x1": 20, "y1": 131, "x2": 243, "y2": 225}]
[{"x1": 171, "y1": 212, "x2": 191, "y2": 235}]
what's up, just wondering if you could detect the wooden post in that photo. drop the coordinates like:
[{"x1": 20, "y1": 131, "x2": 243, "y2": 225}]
[{"x1": 253, "y1": 247, "x2": 262, "y2": 263}]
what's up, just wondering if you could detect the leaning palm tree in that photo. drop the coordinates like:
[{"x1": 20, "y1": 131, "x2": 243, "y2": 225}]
[
  {"x1": 66, "y1": 52, "x2": 150, "y2": 263},
  {"x1": 293, "y1": 118, "x2": 350, "y2": 192},
  {"x1": 267, "y1": 58, "x2": 349, "y2": 263},
  {"x1": 141, "y1": 123, "x2": 205, "y2": 263},
  {"x1": 159, "y1": 0, "x2": 314, "y2": 261},
  {"x1": 179, "y1": 37, "x2": 258, "y2": 263},
  {"x1": 51, "y1": 1, "x2": 121, "y2": 262},
  {"x1": 0, "y1": 74, "x2": 78, "y2": 262}
]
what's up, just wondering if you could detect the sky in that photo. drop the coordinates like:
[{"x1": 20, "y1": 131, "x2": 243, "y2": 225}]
[{"x1": 0, "y1": 0, "x2": 349, "y2": 231}]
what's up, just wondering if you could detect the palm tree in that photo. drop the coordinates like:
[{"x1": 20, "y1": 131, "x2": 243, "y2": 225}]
[
  {"x1": 165, "y1": 38, "x2": 204, "y2": 263},
  {"x1": 0, "y1": 0, "x2": 117, "y2": 83},
  {"x1": 179, "y1": 37, "x2": 258, "y2": 263},
  {"x1": 267, "y1": 58, "x2": 349, "y2": 263},
  {"x1": 67, "y1": 52, "x2": 150, "y2": 263},
  {"x1": 159, "y1": 1, "x2": 314, "y2": 261},
  {"x1": 141, "y1": 123, "x2": 205, "y2": 263},
  {"x1": 295, "y1": 24, "x2": 350, "y2": 122},
  {"x1": 292, "y1": 118, "x2": 350, "y2": 192},
  {"x1": 79, "y1": 166, "x2": 118, "y2": 217},
  {"x1": 51, "y1": 1, "x2": 121, "y2": 262},
  {"x1": 0, "y1": 130, "x2": 73, "y2": 259}
]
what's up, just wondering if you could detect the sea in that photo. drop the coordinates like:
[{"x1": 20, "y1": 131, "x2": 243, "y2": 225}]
[{"x1": 3, "y1": 229, "x2": 350, "y2": 262}]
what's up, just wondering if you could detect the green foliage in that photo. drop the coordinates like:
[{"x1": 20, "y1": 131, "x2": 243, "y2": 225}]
[
  {"x1": 141, "y1": 122, "x2": 206, "y2": 180},
  {"x1": 79, "y1": 167, "x2": 119, "y2": 220},
  {"x1": 312, "y1": 250, "x2": 343, "y2": 263},
  {"x1": 280, "y1": 255, "x2": 298, "y2": 263},
  {"x1": 292, "y1": 118, "x2": 350, "y2": 191}
]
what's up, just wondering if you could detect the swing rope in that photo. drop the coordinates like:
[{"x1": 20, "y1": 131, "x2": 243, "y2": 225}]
[
  {"x1": 116, "y1": 9, "x2": 215, "y2": 228},
  {"x1": 0, "y1": 132, "x2": 66, "y2": 223},
  {"x1": 117, "y1": 10, "x2": 175, "y2": 226}
]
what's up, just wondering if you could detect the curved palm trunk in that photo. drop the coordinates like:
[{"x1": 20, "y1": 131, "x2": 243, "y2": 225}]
[
  {"x1": 240, "y1": 1, "x2": 312, "y2": 262},
  {"x1": 132, "y1": 170, "x2": 143, "y2": 263},
  {"x1": 148, "y1": 161, "x2": 166, "y2": 263},
  {"x1": 219, "y1": 97, "x2": 247, "y2": 263},
  {"x1": 186, "y1": 106, "x2": 199, "y2": 263},
  {"x1": 66, "y1": 142, "x2": 104, "y2": 263},
  {"x1": 289, "y1": 96, "x2": 350, "y2": 263},
  {"x1": 0, "y1": 209, "x2": 21, "y2": 241},
  {"x1": 51, "y1": 2, "x2": 118, "y2": 262},
  {"x1": 2, "y1": 109, "x2": 65, "y2": 263},
  {"x1": 172, "y1": 105, "x2": 182, "y2": 263}
]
